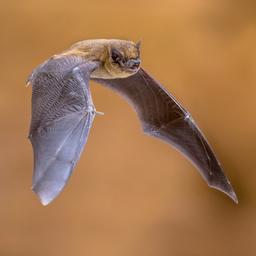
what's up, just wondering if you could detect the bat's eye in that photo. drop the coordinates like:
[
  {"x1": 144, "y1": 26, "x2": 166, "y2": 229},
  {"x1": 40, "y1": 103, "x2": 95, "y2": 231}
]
[{"x1": 111, "y1": 48, "x2": 124, "y2": 65}]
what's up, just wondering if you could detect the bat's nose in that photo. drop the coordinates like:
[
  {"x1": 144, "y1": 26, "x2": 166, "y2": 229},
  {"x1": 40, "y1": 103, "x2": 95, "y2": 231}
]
[{"x1": 127, "y1": 59, "x2": 141, "y2": 69}]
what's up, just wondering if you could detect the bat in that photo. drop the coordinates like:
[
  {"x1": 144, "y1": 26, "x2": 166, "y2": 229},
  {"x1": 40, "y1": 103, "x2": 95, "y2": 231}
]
[{"x1": 27, "y1": 39, "x2": 237, "y2": 205}]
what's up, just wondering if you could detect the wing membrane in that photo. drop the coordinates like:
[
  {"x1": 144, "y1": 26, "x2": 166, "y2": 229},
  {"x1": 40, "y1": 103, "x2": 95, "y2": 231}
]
[
  {"x1": 29, "y1": 56, "x2": 98, "y2": 205},
  {"x1": 94, "y1": 68, "x2": 237, "y2": 202}
]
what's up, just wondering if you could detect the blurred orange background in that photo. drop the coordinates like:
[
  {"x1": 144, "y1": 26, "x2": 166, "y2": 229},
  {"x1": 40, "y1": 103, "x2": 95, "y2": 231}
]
[{"x1": 1, "y1": 0, "x2": 255, "y2": 255}]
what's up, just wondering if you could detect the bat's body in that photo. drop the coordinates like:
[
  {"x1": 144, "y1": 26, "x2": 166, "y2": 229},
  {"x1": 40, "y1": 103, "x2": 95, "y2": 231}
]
[{"x1": 28, "y1": 39, "x2": 237, "y2": 205}]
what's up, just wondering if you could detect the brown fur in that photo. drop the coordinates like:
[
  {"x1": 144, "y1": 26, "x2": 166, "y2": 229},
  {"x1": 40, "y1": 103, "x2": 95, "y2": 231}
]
[{"x1": 55, "y1": 39, "x2": 141, "y2": 79}]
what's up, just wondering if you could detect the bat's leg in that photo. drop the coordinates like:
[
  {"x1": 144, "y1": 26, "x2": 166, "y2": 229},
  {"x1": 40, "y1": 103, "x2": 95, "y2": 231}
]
[
  {"x1": 87, "y1": 104, "x2": 104, "y2": 116},
  {"x1": 95, "y1": 110, "x2": 104, "y2": 115}
]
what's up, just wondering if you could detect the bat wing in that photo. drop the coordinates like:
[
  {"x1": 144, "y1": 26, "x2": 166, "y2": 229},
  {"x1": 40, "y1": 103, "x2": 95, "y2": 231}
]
[
  {"x1": 93, "y1": 68, "x2": 237, "y2": 203},
  {"x1": 28, "y1": 56, "x2": 98, "y2": 205}
]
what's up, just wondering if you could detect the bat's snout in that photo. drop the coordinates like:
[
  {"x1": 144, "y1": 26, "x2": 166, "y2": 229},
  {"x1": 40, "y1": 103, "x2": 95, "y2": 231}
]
[{"x1": 126, "y1": 59, "x2": 141, "y2": 71}]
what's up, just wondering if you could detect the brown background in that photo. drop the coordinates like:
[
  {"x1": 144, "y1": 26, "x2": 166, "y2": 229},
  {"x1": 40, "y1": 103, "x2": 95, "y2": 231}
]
[{"x1": 1, "y1": 0, "x2": 255, "y2": 255}]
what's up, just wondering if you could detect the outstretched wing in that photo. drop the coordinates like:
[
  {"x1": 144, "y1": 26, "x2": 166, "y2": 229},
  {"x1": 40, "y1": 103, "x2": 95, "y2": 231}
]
[
  {"x1": 28, "y1": 56, "x2": 98, "y2": 205},
  {"x1": 93, "y1": 68, "x2": 237, "y2": 203}
]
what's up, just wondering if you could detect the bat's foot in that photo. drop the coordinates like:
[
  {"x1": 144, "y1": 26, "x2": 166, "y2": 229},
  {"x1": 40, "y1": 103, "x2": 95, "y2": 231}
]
[
  {"x1": 88, "y1": 105, "x2": 104, "y2": 116},
  {"x1": 95, "y1": 110, "x2": 104, "y2": 115}
]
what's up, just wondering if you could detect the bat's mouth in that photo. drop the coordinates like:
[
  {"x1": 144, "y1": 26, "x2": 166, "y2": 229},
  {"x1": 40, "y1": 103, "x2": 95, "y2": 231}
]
[{"x1": 125, "y1": 59, "x2": 141, "y2": 72}]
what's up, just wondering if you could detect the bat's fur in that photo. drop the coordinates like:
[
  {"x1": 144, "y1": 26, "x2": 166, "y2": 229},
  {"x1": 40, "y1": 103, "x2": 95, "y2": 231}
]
[{"x1": 55, "y1": 39, "x2": 141, "y2": 79}]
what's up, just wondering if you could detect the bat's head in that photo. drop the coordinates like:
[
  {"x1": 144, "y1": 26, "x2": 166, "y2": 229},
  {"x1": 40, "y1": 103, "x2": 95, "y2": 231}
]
[
  {"x1": 67, "y1": 39, "x2": 141, "y2": 79},
  {"x1": 104, "y1": 40, "x2": 141, "y2": 78}
]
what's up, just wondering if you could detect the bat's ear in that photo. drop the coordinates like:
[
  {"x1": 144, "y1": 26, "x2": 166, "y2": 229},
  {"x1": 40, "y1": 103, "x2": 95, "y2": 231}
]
[{"x1": 135, "y1": 41, "x2": 141, "y2": 50}]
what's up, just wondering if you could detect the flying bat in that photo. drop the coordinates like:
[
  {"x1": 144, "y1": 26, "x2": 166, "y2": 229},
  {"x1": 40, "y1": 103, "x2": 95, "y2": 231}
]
[{"x1": 27, "y1": 39, "x2": 238, "y2": 205}]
